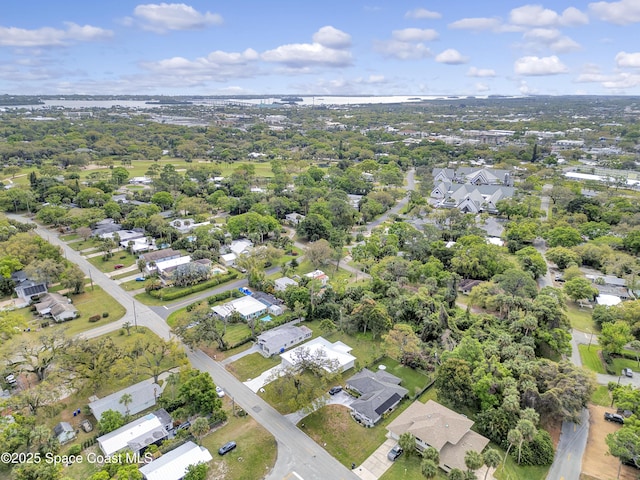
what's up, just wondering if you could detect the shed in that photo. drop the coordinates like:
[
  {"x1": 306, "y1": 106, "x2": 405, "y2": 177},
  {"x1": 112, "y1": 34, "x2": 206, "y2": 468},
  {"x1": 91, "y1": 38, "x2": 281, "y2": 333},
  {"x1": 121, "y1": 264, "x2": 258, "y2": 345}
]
[{"x1": 53, "y1": 422, "x2": 76, "y2": 444}]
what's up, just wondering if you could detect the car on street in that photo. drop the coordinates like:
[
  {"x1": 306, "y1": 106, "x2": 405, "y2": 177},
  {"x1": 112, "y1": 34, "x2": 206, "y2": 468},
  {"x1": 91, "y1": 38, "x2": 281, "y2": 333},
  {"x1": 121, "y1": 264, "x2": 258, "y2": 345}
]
[
  {"x1": 623, "y1": 368, "x2": 634, "y2": 377},
  {"x1": 218, "y1": 441, "x2": 236, "y2": 455},
  {"x1": 114, "y1": 264, "x2": 125, "y2": 269},
  {"x1": 329, "y1": 386, "x2": 343, "y2": 395},
  {"x1": 387, "y1": 444, "x2": 403, "y2": 461},
  {"x1": 605, "y1": 412, "x2": 625, "y2": 424},
  {"x1": 216, "y1": 386, "x2": 225, "y2": 398},
  {"x1": 135, "y1": 276, "x2": 146, "y2": 281}
]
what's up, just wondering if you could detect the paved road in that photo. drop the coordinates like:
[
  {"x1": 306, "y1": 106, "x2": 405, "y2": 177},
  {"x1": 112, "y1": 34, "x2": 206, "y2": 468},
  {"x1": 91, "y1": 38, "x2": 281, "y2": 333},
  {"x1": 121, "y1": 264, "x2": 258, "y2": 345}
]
[
  {"x1": 9, "y1": 214, "x2": 359, "y2": 480},
  {"x1": 546, "y1": 408, "x2": 590, "y2": 480},
  {"x1": 366, "y1": 168, "x2": 415, "y2": 233}
]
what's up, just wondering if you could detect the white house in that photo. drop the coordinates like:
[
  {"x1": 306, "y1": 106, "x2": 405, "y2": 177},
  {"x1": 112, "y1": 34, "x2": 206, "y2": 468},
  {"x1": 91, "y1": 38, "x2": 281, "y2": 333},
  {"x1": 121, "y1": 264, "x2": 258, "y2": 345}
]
[
  {"x1": 220, "y1": 252, "x2": 237, "y2": 267},
  {"x1": 139, "y1": 441, "x2": 212, "y2": 480},
  {"x1": 229, "y1": 239, "x2": 253, "y2": 255},
  {"x1": 280, "y1": 337, "x2": 356, "y2": 373},
  {"x1": 275, "y1": 276, "x2": 299, "y2": 292},
  {"x1": 89, "y1": 380, "x2": 163, "y2": 421},
  {"x1": 212, "y1": 295, "x2": 268, "y2": 321},
  {"x1": 257, "y1": 324, "x2": 312, "y2": 357},
  {"x1": 155, "y1": 256, "x2": 192, "y2": 277},
  {"x1": 97, "y1": 409, "x2": 172, "y2": 457},
  {"x1": 305, "y1": 270, "x2": 329, "y2": 286}
]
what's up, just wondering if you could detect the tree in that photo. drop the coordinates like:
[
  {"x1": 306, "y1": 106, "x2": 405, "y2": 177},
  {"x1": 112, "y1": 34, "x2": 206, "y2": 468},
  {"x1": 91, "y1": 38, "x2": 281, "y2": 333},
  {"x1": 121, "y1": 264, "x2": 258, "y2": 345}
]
[
  {"x1": 99, "y1": 409, "x2": 125, "y2": 434},
  {"x1": 545, "y1": 246, "x2": 581, "y2": 270},
  {"x1": 629, "y1": 340, "x2": 640, "y2": 367},
  {"x1": 350, "y1": 297, "x2": 392, "y2": 339},
  {"x1": 306, "y1": 239, "x2": 333, "y2": 268},
  {"x1": 482, "y1": 448, "x2": 501, "y2": 480},
  {"x1": 600, "y1": 321, "x2": 633, "y2": 356},
  {"x1": 515, "y1": 419, "x2": 536, "y2": 464},
  {"x1": 139, "y1": 339, "x2": 184, "y2": 383},
  {"x1": 119, "y1": 393, "x2": 133, "y2": 417},
  {"x1": 174, "y1": 302, "x2": 228, "y2": 351},
  {"x1": 0, "y1": 310, "x2": 26, "y2": 340},
  {"x1": 382, "y1": 324, "x2": 422, "y2": 364},
  {"x1": 13, "y1": 462, "x2": 63, "y2": 480},
  {"x1": 398, "y1": 432, "x2": 417, "y2": 457},
  {"x1": 607, "y1": 428, "x2": 640, "y2": 479},
  {"x1": 63, "y1": 337, "x2": 123, "y2": 390},
  {"x1": 77, "y1": 226, "x2": 92, "y2": 241},
  {"x1": 563, "y1": 277, "x2": 599, "y2": 303},
  {"x1": 24, "y1": 258, "x2": 64, "y2": 286},
  {"x1": 60, "y1": 264, "x2": 86, "y2": 294},
  {"x1": 494, "y1": 268, "x2": 538, "y2": 299},
  {"x1": 465, "y1": 450, "x2": 484, "y2": 476},
  {"x1": 421, "y1": 458, "x2": 439, "y2": 479},
  {"x1": 190, "y1": 417, "x2": 210, "y2": 444},
  {"x1": 515, "y1": 246, "x2": 547, "y2": 279},
  {"x1": 544, "y1": 226, "x2": 582, "y2": 248},
  {"x1": 13, "y1": 331, "x2": 68, "y2": 381},
  {"x1": 504, "y1": 429, "x2": 522, "y2": 466},
  {"x1": 297, "y1": 213, "x2": 333, "y2": 241},
  {"x1": 179, "y1": 370, "x2": 223, "y2": 416},
  {"x1": 184, "y1": 463, "x2": 209, "y2": 480},
  {"x1": 448, "y1": 469, "x2": 465, "y2": 480},
  {"x1": 423, "y1": 446, "x2": 440, "y2": 464},
  {"x1": 435, "y1": 357, "x2": 476, "y2": 410}
]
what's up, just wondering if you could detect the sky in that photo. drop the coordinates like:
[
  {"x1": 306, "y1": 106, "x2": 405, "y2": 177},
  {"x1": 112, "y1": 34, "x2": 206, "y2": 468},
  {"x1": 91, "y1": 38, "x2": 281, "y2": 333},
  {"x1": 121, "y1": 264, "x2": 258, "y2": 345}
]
[{"x1": 2, "y1": 1, "x2": 640, "y2": 97}]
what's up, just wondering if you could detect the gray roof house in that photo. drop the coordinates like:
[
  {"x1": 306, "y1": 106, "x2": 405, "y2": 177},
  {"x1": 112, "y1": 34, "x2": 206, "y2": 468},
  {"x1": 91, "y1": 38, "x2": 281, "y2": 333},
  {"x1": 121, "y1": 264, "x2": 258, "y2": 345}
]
[
  {"x1": 434, "y1": 184, "x2": 515, "y2": 214},
  {"x1": 35, "y1": 293, "x2": 78, "y2": 322},
  {"x1": 53, "y1": 422, "x2": 76, "y2": 444},
  {"x1": 257, "y1": 324, "x2": 312, "y2": 357},
  {"x1": 97, "y1": 409, "x2": 172, "y2": 457},
  {"x1": 274, "y1": 276, "x2": 299, "y2": 292},
  {"x1": 139, "y1": 441, "x2": 212, "y2": 480},
  {"x1": 89, "y1": 380, "x2": 163, "y2": 421},
  {"x1": 347, "y1": 368, "x2": 408, "y2": 427}
]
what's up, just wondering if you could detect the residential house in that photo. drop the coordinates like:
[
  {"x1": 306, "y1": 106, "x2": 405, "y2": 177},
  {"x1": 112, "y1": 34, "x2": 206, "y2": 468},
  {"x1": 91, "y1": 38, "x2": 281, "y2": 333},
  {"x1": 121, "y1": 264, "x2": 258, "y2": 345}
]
[
  {"x1": 122, "y1": 237, "x2": 156, "y2": 254},
  {"x1": 99, "y1": 229, "x2": 145, "y2": 243},
  {"x1": 35, "y1": 293, "x2": 78, "y2": 322},
  {"x1": 458, "y1": 279, "x2": 483, "y2": 295},
  {"x1": 387, "y1": 400, "x2": 490, "y2": 472},
  {"x1": 91, "y1": 219, "x2": 121, "y2": 237},
  {"x1": 212, "y1": 296, "x2": 268, "y2": 321},
  {"x1": 129, "y1": 176, "x2": 153, "y2": 185},
  {"x1": 305, "y1": 270, "x2": 329, "y2": 286},
  {"x1": 347, "y1": 368, "x2": 408, "y2": 427},
  {"x1": 154, "y1": 256, "x2": 192, "y2": 278},
  {"x1": 11, "y1": 271, "x2": 47, "y2": 308},
  {"x1": 251, "y1": 291, "x2": 285, "y2": 316},
  {"x1": 274, "y1": 276, "x2": 299, "y2": 292},
  {"x1": 97, "y1": 409, "x2": 172, "y2": 457},
  {"x1": 89, "y1": 380, "x2": 163, "y2": 421},
  {"x1": 53, "y1": 422, "x2": 76, "y2": 445},
  {"x1": 168, "y1": 219, "x2": 211, "y2": 234},
  {"x1": 139, "y1": 249, "x2": 182, "y2": 274},
  {"x1": 257, "y1": 324, "x2": 312, "y2": 357},
  {"x1": 139, "y1": 441, "x2": 212, "y2": 480},
  {"x1": 220, "y1": 252, "x2": 237, "y2": 267},
  {"x1": 158, "y1": 258, "x2": 211, "y2": 285},
  {"x1": 285, "y1": 213, "x2": 305, "y2": 226},
  {"x1": 229, "y1": 239, "x2": 253, "y2": 256},
  {"x1": 280, "y1": 337, "x2": 355, "y2": 373},
  {"x1": 435, "y1": 184, "x2": 515, "y2": 214}
]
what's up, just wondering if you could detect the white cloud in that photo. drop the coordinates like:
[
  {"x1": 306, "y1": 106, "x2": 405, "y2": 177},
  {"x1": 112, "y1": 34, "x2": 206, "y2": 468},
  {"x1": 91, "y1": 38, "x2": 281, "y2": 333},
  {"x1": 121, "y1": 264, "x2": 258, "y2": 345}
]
[
  {"x1": 509, "y1": 5, "x2": 588, "y2": 27},
  {"x1": 405, "y1": 8, "x2": 442, "y2": 19},
  {"x1": 261, "y1": 26, "x2": 352, "y2": 69},
  {"x1": 467, "y1": 66, "x2": 496, "y2": 77},
  {"x1": 519, "y1": 80, "x2": 538, "y2": 94},
  {"x1": 141, "y1": 48, "x2": 260, "y2": 81},
  {"x1": 374, "y1": 40, "x2": 432, "y2": 60},
  {"x1": 132, "y1": 3, "x2": 223, "y2": 32},
  {"x1": 475, "y1": 82, "x2": 490, "y2": 92},
  {"x1": 589, "y1": 0, "x2": 640, "y2": 25},
  {"x1": 616, "y1": 51, "x2": 640, "y2": 68},
  {"x1": 514, "y1": 55, "x2": 569, "y2": 75},
  {"x1": 0, "y1": 23, "x2": 112, "y2": 47},
  {"x1": 312, "y1": 26, "x2": 352, "y2": 49},
  {"x1": 576, "y1": 70, "x2": 640, "y2": 90},
  {"x1": 262, "y1": 43, "x2": 351, "y2": 68},
  {"x1": 392, "y1": 28, "x2": 439, "y2": 42},
  {"x1": 435, "y1": 48, "x2": 469, "y2": 65},
  {"x1": 523, "y1": 28, "x2": 581, "y2": 52},
  {"x1": 448, "y1": 17, "x2": 502, "y2": 32}
]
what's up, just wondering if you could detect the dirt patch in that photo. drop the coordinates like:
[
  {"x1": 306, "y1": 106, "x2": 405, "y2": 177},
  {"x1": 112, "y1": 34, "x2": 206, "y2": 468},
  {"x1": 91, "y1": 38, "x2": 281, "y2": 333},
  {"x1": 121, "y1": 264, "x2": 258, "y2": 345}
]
[
  {"x1": 541, "y1": 417, "x2": 562, "y2": 449},
  {"x1": 583, "y1": 404, "x2": 637, "y2": 480}
]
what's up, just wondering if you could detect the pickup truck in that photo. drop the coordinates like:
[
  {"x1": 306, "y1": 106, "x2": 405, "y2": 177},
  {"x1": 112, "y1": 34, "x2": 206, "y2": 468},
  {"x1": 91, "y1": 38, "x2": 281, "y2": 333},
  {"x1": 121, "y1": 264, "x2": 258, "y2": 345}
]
[{"x1": 605, "y1": 412, "x2": 625, "y2": 424}]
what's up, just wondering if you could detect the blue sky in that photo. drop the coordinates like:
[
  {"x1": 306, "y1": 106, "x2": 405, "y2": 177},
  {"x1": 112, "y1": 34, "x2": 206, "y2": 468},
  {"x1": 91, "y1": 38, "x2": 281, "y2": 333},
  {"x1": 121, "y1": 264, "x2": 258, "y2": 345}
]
[{"x1": 2, "y1": 1, "x2": 640, "y2": 96}]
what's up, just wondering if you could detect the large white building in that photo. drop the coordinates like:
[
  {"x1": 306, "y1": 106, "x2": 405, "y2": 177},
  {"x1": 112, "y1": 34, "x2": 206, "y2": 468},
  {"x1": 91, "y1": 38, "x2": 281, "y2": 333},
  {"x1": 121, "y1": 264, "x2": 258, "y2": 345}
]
[
  {"x1": 97, "y1": 409, "x2": 172, "y2": 457},
  {"x1": 212, "y1": 295, "x2": 268, "y2": 321},
  {"x1": 139, "y1": 441, "x2": 212, "y2": 480},
  {"x1": 280, "y1": 337, "x2": 356, "y2": 373}
]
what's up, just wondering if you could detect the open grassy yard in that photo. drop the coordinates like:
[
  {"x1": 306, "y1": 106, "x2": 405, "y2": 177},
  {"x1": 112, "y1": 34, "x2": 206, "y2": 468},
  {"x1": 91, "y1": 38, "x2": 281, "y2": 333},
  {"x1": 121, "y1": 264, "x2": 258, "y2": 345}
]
[
  {"x1": 493, "y1": 443, "x2": 549, "y2": 480},
  {"x1": 87, "y1": 250, "x2": 137, "y2": 272},
  {"x1": 578, "y1": 345, "x2": 606, "y2": 374},
  {"x1": 566, "y1": 303, "x2": 597, "y2": 332},
  {"x1": 611, "y1": 356, "x2": 640, "y2": 375},
  {"x1": 227, "y1": 352, "x2": 281, "y2": 381},
  {"x1": 376, "y1": 357, "x2": 431, "y2": 398},
  {"x1": 201, "y1": 411, "x2": 277, "y2": 480},
  {"x1": 591, "y1": 386, "x2": 612, "y2": 407},
  {"x1": 67, "y1": 238, "x2": 101, "y2": 252},
  {"x1": 380, "y1": 454, "x2": 448, "y2": 480}
]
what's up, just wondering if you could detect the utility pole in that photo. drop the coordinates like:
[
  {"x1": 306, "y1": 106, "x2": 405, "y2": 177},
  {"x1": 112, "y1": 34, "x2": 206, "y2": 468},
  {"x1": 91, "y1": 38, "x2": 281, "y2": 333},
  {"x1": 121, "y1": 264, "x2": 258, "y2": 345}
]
[{"x1": 133, "y1": 300, "x2": 138, "y2": 331}]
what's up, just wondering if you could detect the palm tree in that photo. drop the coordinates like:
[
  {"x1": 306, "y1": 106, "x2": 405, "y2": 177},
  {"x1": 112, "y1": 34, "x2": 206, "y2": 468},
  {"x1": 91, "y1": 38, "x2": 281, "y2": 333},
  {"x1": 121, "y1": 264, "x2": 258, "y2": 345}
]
[
  {"x1": 190, "y1": 417, "x2": 210, "y2": 444},
  {"x1": 483, "y1": 448, "x2": 501, "y2": 480},
  {"x1": 421, "y1": 458, "x2": 438, "y2": 479},
  {"x1": 119, "y1": 393, "x2": 133, "y2": 417},
  {"x1": 448, "y1": 468, "x2": 465, "y2": 480},
  {"x1": 464, "y1": 450, "x2": 484, "y2": 478},
  {"x1": 423, "y1": 446, "x2": 440, "y2": 464},
  {"x1": 504, "y1": 428, "x2": 523, "y2": 466}
]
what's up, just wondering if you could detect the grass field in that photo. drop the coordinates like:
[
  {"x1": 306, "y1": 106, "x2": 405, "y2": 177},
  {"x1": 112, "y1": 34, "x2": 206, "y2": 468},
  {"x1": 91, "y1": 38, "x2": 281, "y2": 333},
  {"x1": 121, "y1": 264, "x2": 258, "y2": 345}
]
[
  {"x1": 591, "y1": 386, "x2": 612, "y2": 407},
  {"x1": 227, "y1": 352, "x2": 281, "y2": 381},
  {"x1": 566, "y1": 303, "x2": 597, "y2": 332},
  {"x1": 375, "y1": 357, "x2": 431, "y2": 398},
  {"x1": 579, "y1": 345, "x2": 606, "y2": 374},
  {"x1": 611, "y1": 356, "x2": 640, "y2": 375},
  {"x1": 379, "y1": 454, "x2": 448, "y2": 480},
  {"x1": 87, "y1": 250, "x2": 137, "y2": 272},
  {"x1": 201, "y1": 410, "x2": 277, "y2": 480}
]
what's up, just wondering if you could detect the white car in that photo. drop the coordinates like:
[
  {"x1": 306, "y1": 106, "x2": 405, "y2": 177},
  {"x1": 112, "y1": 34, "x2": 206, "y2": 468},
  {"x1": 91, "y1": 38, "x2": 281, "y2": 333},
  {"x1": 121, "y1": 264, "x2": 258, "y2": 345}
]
[{"x1": 216, "y1": 386, "x2": 225, "y2": 398}]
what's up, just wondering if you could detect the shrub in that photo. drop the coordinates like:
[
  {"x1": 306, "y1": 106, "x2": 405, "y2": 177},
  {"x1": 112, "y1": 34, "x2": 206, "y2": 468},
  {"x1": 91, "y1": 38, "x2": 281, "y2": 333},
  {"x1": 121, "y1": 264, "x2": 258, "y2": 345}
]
[
  {"x1": 119, "y1": 255, "x2": 126, "y2": 259},
  {"x1": 516, "y1": 429, "x2": 555, "y2": 466},
  {"x1": 88, "y1": 314, "x2": 101, "y2": 323},
  {"x1": 67, "y1": 444, "x2": 82, "y2": 455},
  {"x1": 102, "y1": 312, "x2": 109, "y2": 318},
  {"x1": 149, "y1": 272, "x2": 238, "y2": 301}
]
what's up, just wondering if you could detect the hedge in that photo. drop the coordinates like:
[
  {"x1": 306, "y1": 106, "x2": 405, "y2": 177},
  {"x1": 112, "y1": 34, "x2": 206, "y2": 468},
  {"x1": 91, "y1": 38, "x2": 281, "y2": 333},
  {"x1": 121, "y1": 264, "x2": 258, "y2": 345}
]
[{"x1": 149, "y1": 272, "x2": 239, "y2": 301}]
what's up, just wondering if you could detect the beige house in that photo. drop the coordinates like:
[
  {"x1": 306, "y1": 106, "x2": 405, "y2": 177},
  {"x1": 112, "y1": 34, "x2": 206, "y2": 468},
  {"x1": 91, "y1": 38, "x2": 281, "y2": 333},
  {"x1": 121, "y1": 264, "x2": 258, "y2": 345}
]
[{"x1": 387, "y1": 400, "x2": 489, "y2": 472}]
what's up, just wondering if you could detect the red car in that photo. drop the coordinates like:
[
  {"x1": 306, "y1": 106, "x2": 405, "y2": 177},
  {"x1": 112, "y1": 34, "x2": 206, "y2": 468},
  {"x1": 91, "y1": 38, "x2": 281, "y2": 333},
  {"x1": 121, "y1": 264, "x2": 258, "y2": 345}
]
[{"x1": 114, "y1": 264, "x2": 125, "y2": 269}]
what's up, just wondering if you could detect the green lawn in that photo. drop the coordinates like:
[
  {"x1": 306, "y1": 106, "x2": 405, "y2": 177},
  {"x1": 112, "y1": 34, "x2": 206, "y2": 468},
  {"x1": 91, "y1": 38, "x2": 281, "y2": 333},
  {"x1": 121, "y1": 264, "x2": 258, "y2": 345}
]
[
  {"x1": 591, "y1": 385, "x2": 612, "y2": 407},
  {"x1": 611, "y1": 356, "x2": 640, "y2": 375},
  {"x1": 578, "y1": 345, "x2": 606, "y2": 374},
  {"x1": 227, "y1": 352, "x2": 281, "y2": 381},
  {"x1": 375, "y1": 357, "x2": 431, "y2": 398},
  {"x1": 59, "y1": 233, "x2": 80, "y2": 242},
  {"x1": 493, "y1": 442, "x2": 549, "y2": 480},
  {"x1": 87, "y1": 250, "x2": 137, "y2": 272},
  {"x1": 566, "y1": 303, "x2": 597, "y2": 332},
  {"x1": 200, "y1": 411, "x2": 277, "y2": 480},
  {"x1": 119, "y1": 278, "x2": 147, "y2": 291},
  {"x1": 380, "y1": 453, "x2": 448, "y2": 480}
]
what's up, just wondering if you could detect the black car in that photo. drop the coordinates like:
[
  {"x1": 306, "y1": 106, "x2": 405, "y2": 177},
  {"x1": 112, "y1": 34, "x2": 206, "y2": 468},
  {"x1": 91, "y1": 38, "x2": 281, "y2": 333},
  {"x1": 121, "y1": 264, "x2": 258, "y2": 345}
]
[
  {"x1": 387, "y1": 444, "x2": 403, "y2": 461},
  {"x1": 329, "y1": 386, "x2": 343, "y2": 395},
  {"x1": 604, "y1": 412, "x2": 625, "y2": 424},
  {"x1": 218, "y1": 441, "x2": 237, "y2": 455}
]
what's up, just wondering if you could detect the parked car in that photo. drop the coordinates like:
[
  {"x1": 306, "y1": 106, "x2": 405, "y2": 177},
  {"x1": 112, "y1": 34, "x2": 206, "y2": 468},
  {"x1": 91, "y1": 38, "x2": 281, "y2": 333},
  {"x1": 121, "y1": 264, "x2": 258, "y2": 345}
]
[
  {"x1": 176, "y1": 421, "x2": 191, "y2": 431},
  {"x1": 329, "y1": 386, "x2": 343, "y2": 395},
  {"x1": 605, "y1": 412, "x2": 625, "y2": 424},
  {"x1": 387, "y1": 444, "x2": 403, "y2": 461},
  {"x1": 135, "y1": 276, "x2": 146, "y2": 281},
  {"x1": 623, "y1": 368, "x2": 634, "y2": 377},
  {"x1": 114, "y1": 264, "x2": 125, "y2": 270},
  {"x1": 218, "y1": 441, "x2": 236, "y2": 455},
  {"x1": 216, "y1": 386, "x2": 225, "y2": 398}
]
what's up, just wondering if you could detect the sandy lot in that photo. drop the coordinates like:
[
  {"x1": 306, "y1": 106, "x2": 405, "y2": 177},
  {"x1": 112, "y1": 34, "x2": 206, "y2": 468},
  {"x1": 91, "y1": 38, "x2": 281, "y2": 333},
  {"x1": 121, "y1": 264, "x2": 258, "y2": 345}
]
[{"x1": 582, "y1": 404, "x2": 638, "y2": 480}]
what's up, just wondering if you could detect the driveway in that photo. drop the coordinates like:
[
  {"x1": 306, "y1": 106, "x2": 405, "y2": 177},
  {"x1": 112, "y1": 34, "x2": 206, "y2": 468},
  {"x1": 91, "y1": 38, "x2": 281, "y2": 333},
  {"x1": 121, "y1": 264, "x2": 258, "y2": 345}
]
[{"x1": 354, "y1": 437, "x2": 396, "y2": 480}]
